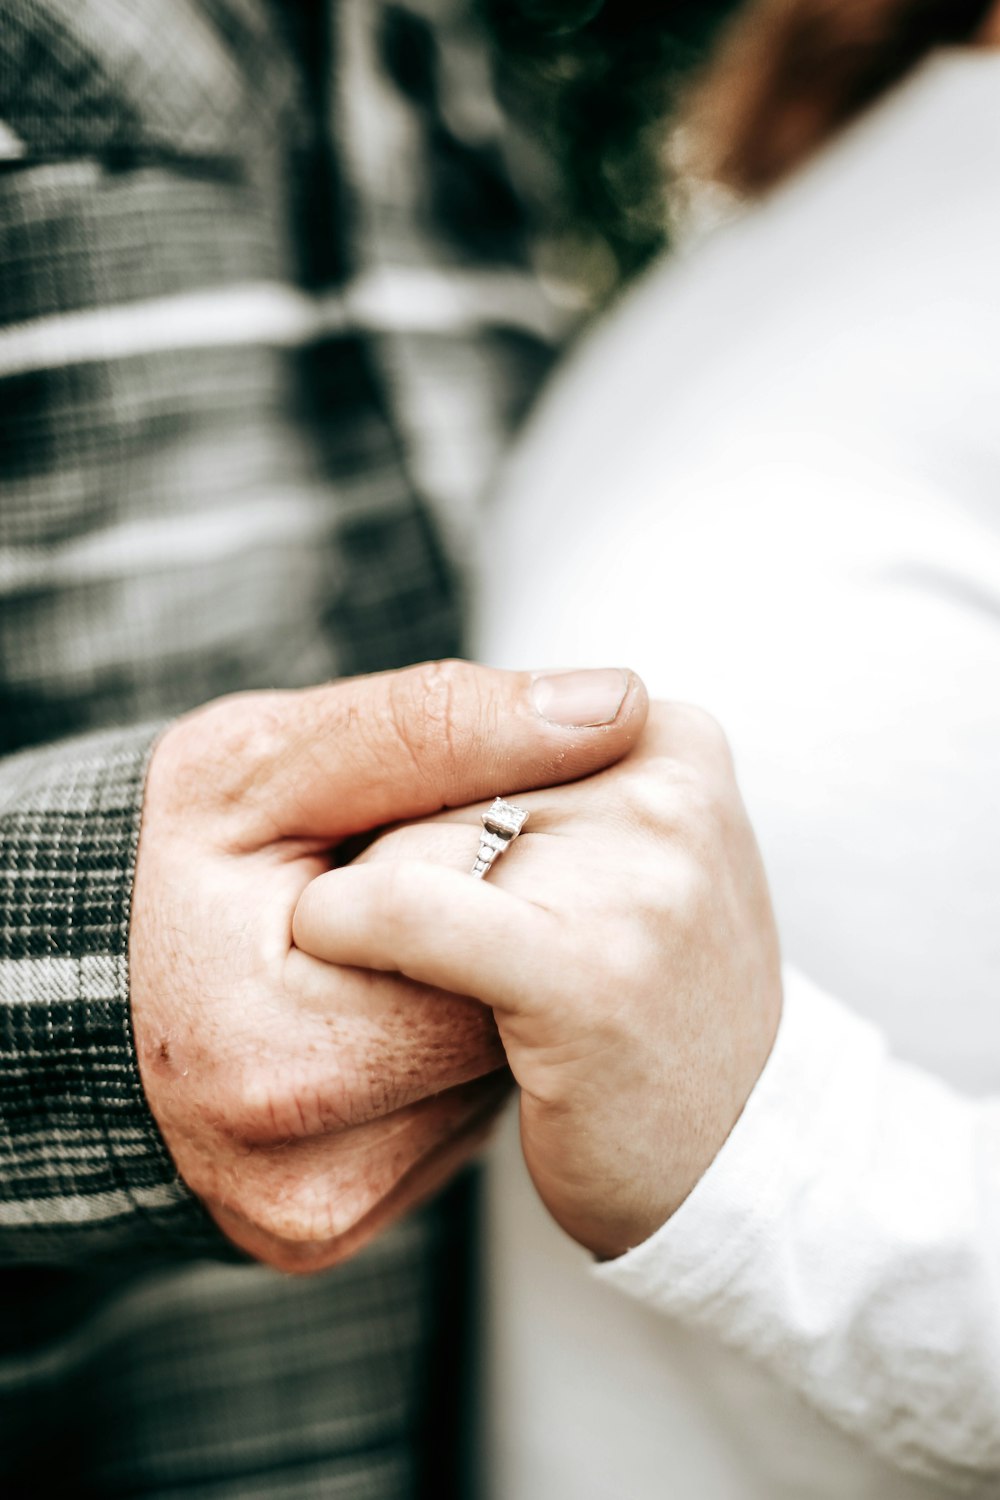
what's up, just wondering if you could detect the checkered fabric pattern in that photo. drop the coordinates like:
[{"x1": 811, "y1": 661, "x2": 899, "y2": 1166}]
[{"x1": 0, "y1": 1, "x2": 560, "y2": 1492}]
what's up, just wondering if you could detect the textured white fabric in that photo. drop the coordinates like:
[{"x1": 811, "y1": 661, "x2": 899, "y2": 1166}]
[
  {"x1": 479, "y1": 49, "x2": 1000, "y2": 1500},
  {"x1": 595, "y1": 970, "x2": 1000, "y2": 1489}
]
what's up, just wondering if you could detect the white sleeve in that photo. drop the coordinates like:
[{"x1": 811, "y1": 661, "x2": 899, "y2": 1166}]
[{"x1": 595, "y1": 965, "x2": 1000, "y2": 1491}]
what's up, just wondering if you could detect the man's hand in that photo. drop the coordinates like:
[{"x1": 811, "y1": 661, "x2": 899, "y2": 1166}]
[
  {"x1": 292, "y1": 703, "x2": 782, "y2": 1262},
  {"x1": 129, "y1": 662, "x2": 646, "y2": 1272}
]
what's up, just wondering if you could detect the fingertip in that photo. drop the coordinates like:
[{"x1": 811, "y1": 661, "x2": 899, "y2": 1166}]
[
  {"x1": 505, "y1": 665, "x2": 648, "y2": 789},
  {"x1": 290, "y1": 868, "x2": 325, "y2": 953},
  {"x1": 527, "y1": 667, "x2": 648, "y2": 735},
  {"x1": 529, "y1": 667, "x2": 627, "y2": 729},
  {"x1": 616, "y1": 668, "x2": 650, "y2": 739}
]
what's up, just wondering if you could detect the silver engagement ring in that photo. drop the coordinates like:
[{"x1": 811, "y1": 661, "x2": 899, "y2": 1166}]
[{"x1": 470, "y1": 797, "x2": 529, "y2": 879}]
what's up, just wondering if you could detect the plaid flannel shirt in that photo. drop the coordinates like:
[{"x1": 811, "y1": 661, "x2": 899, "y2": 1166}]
[{"x1": 0, "y1": 2, "x2": 560, "y2": 1492}]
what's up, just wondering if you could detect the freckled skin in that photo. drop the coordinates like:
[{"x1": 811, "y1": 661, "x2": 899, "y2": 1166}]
[{"x1": 131, "y1": 810, "x2": 508, "y2": 1269}]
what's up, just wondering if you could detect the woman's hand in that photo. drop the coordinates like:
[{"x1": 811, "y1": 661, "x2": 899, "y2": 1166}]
[{"x1": 292, "y1": 703, "x2": 782, "y2": 1261}]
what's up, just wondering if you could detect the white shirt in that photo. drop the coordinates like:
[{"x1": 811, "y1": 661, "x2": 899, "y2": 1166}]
[{"x1": 477, "y1": 51, "x2": 1000, "y2": 1499}]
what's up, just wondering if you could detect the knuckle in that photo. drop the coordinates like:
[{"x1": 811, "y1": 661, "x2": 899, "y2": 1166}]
[
  {"x1": 676, "y1": 770, "x2": 727, "y2": 838},
  {"x1": 617, "y1": 761, "x2": 683, "y2": 830},
  {"x1": 679, "y1": 758, "x2": 744, "y2": 857},
  {"x1": 666, "y1": 849, "x2": 715, "y2": 932},
  {"x1": 417, "y1": 657, "x2": 470, "y2": 725},
  {"x1": 676, "y1": 700, "x2": 727, "y2": 742},
  {"x1": 657, "y1": 701, "x2": 735, "y2": 772},
  {"x1": 209, "y1": 695, "x2": 293, "y2": 806},
  {"x1": 613, "y1": 850, "x2": 709, "y2": 961},
  {"x1": 155, "y1": 692, "x2": 291, "y2": 827},
  {"x1": 143, "y1": 719, "x2": 206, "y2": 825},
  {"x1": 620, "y1": 742, "x2": 738, "y2": 846},
  {"x1": 385, "y1": 659, "x2": 482, "y2": 787}
]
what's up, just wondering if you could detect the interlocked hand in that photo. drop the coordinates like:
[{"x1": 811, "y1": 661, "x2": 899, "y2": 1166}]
[
  {"x1": 293, "y1": 702, "x2": 782, "y2": 1261},
  {"x1": 130, "y1": 662, "x2": 646, "y2": 1270}
]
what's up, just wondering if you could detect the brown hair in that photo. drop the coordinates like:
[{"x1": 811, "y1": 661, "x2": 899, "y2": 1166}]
[
  {"x1": 683, "y1": 0, "x2": 996, "y2": 196},
  {"x1": 480, "y1": 1, "x2": 742, "y2": 286}
]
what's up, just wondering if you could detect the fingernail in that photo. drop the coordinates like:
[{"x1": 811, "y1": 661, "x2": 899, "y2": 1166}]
[{"x1": 531, "y1": 669, "x2": 629, "y2": 727}]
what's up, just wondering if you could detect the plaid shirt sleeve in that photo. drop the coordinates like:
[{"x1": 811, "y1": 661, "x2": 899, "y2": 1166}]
[{"x1": 0, "y1": 725, "x2": 228, "y2": 1264}]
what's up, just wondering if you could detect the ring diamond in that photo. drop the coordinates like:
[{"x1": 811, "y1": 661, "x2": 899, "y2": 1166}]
[{"x1": 470, "y1": 797, "x2": 529, "y2": 879}]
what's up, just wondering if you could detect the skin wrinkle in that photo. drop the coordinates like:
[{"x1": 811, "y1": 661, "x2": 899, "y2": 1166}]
[
  {"x1": 377, "y1": 661, "x2": 492, "y2": 804},
  {"x1": 412, "y1": 657, "x2": 465, "y2": 776},
  {"x1": 203, "y1": 692, "x2": 344, "y2": 850},
  {"x1": 191, "y1": 697, "x2": 282, "y2": 813},
  {"x1": 229, "y1": 990, "x2": 501, "y2": 1142},
  {"x1": 272, "y1": 736, "x2": 343, "y2": 841},
  {"x1": 291, "y1": 957, "x2": 504, "y2": 1103},
  {"x1": 204, "y1": 1078, "x2": 511, "y2": 1270},
  {"x1": 381, "y1": 687, "x2": 430, "y2": 788}
]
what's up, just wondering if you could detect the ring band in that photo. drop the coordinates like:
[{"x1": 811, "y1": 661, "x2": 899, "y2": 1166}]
[{"x1": 471, "y1": 797, "x2": 529, "y2": 879}]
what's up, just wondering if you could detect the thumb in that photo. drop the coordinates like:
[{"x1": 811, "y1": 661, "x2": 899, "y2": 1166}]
[{"x1": 175, "y1": 660, "x2": 647, "y2": 845}]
